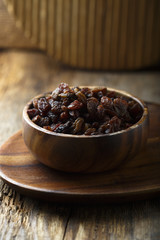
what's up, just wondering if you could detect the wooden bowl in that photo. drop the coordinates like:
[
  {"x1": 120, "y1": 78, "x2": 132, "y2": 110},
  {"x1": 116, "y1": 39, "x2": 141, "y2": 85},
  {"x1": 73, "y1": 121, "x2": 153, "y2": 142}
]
[{"x1": 22, "y1": 88, "x2": 149, "y2": 173}]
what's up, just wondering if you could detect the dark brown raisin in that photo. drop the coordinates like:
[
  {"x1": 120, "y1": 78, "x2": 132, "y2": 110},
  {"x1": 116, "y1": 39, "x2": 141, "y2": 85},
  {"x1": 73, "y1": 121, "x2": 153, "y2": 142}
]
[
  {"x1": 83, "y1": 123, "x2": 92, "y2": 132},
  {"x1": 55, "y1": 121, "x2": 72, "y2": 133},
  {"x1": 68, "y1": 100, "x2": 83, "y2": 110},
  {"x1": 92, "y1": 88, "x2": 107, "y2": 98},
  {"x1": 69, "y1": 110, "x2": 80, "y2": 119},
  {"x1": 58, "y1": 83, "x2": 70, "y2": 93},
  {"x1": 113, "y1": 98, "x2": 128, "y2": 117},
  {"x1": 104, "y1": 124, "x2": 113, "y2": 134},
  {"x1": 62, "y1": 98, "x2": 70, "y2": 106},
  {"x1": 43, "y1": 126, "x2": 53, "y2": 131},
  {"x1": 39, "y1": 117, "x2": 50, "y2": 127},
  {"x1": 101, "y1": 96, "x2": 113, "y2": 109},
  {"x1": 32, "y1": 115, "x2": 41, "y2": 124},
  {"x1": 87, "y1": 97, "x2": 99, "y2": 119},
  {"x1": 27, "y1": 108, "x2": 39, "y2": 119},
  {"x1": 72, "y1": 117, "x2": 84, "y2": 134},
  {"x1": 105, "y1": 108, "x2": 118, "y2": 117},
  {"x1": 92, "y1": 122, "x2": 99, "y2": 128},
  {"x1": 52, "y1": 87, "x2": 60, "y2": 100},
  {"x1": 38, "y1": 98, "x2": 51, "y2": 116},
  {"x1": 98, "y1": 121, "x2": 112, "y2": 134},
  {"x1": 84, "y1": 128, "x2": 96, "y2": 135},
  {"x1": 81, "y1": 88, "x2": 92, "y2": 98},
  {"x1": 128, "y1": 102, "x2": 143, "y2": 120},
  {"x1": 109, "y1": 116, "x2": 121, "y2": 132},
  {"x1": 107, "y1": 91, "x2": 116, "y2": 98},
  {"x1": 61, "y1": 105, "x2": 68, "y2": 112},
  {"x1": 75, "y1": 91, "x2": 87, "y2": 104},
  {"x1": 50, "y1": 101, "x2": 62, "y2": 114},
  {"x1": 51, "y1": 123, "x2": 61, "y2": 131},
  {"x1": 47, "y1": 111, "x2": 58, "y2": 123},
  {"x1": 73, "y1": 86, "x2": 81, "y2": 93},
  {"x1": 33, "y1": 98, "x2": 38, "y2": 109},
  {"x1": 60, "y1": 111, "x2": 69, "y2": 121},
  {"x1": 97, "y1": 105, "x2": 106, "y2": 120}
]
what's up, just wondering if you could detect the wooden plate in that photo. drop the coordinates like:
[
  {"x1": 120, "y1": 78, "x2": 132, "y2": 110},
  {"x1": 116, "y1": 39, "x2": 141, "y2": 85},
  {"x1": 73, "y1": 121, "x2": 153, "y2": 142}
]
[{"x1": 0, "y1": 103, "x2": 160, "y2": 203}]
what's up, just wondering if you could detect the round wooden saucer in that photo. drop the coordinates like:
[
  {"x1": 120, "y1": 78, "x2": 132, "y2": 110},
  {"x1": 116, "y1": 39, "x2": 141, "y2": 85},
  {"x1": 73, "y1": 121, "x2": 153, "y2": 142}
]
[{"x1": 0, "y1": 103, "x2": 160, "y2": 203}]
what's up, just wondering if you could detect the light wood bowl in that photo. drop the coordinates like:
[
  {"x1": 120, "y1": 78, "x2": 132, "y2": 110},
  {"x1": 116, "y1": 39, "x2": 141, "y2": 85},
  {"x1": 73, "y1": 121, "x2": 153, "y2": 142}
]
[
  {"x1": 22, "y1": 87, "x2": 149, "y2": 173},
  {"x1": 4, "y1": 0, "x2": 160, "y2": 70}
]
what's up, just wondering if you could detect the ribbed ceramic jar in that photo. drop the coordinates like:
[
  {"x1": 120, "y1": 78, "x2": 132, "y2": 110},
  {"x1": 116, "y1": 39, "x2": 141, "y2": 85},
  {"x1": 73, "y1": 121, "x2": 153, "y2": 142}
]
[{"x1": 5, "y1": 0, "x2": 160, "y2": 70}]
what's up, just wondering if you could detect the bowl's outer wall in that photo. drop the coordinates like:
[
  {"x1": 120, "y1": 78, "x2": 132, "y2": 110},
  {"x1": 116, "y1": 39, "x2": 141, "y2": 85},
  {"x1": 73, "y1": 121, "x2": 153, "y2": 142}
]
[{"x1": 23, "y1": 113, "x2": 149, "y2": 173}]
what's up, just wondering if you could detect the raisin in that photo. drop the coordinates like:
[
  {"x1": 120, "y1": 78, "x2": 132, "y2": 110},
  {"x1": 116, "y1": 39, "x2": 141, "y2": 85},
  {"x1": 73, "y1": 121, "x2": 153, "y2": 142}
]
[
  {"x1": 38, "y1": 98, "x2": 51, "y2": 116},
  {"x1": 33, "y1": 98, "x2": 38, "y2": 109},
  {"x1": 55, "y1": 121, "x2": 72, "y2": 133},
  {"x1": 72, "y1": 117, "x2": 84, "y2": 134},
  {"x1": 81, "y1": 88, "x2": 92, "y2": 98},
  {"x1": 83, "y1": 123, "x2": 92, "y2": 132},
  {"x1": 104, "y1": 124, "x2": 113, "y2": 134},
  {"x1": 62, "y1": 98, "x2": 70, "y2": 106},
  {"x1": 109, "y1": 116, "x2": 121, "y2": 132},
  {"x1": 98, "y1": 125, "x2": 106, "y2": 134},
  {"x1": 107, "y1": 91, "x2": 116, "y2": 98},
  {"x1": 52, "y1": 87, "x2": 60, "y2": 100},
  {"x1": 50, "y1": 101, "x2": 62, "y2": 114},
  {"x1": 84, "y1": 128, "x2": 96, "y2": 135},
  {"x1": 43, "y1": 126, "x2": 53, "y2": 131},
  {"x1": 75, "y1": 91, "x2": 87, "y2": 104},
  {"x1": 32, "y1": 115, "x2": 41, "y2": 124},
  {"x1": 87, "y1": 97, "x2": 99, "y2": 119},
  {"x1": 60, "y1": 111, "x2": 69, "y2": 121},
  {"x1": 97, "y1": 105, "x2": 106, "y2": 120},
  {"x1": 98, "y1": 122, "x2": 112, "y2": 134},
  {"x1": 47, "y1": 111, "x2": 58, "y2": 123},
  {"x1": 113, "y1": 98, "x2": 128, "y2": 117},
  {"x1": 101, "y1": 96, "x2": 113, "y2": 109},
  {"x1": 128, "y1": 102, "x2": 143, "y2": 120},
  {"x1": 73, "y1": 86, "x2": 81, "y2": 93},
  {"x1": 105, "y1": 108, "x2": 118, "y2": 117},
  {"x1": 27, "y1": 108, "x2": 39, "y2": 119},
  {"x1": 63, "y1": 121, "x2": 72, "y2": 133},
  {"x1": 92, "y1": 88, "x2": 107, "y2": 98},
  {"x1": 51, "y1": 123, "x2": 61, "y2": 131},
  {"x1": 69, "y1": 110, "x2": 80, "y2": 119},
  {"x1": 58, "y1": 83, "x2": 70, "y2": 93},
  {"x1": 68, "y1": 100, "x2": 83, "y2": 110},
  {"x1": 58, "y1": 93, "x2": 70, "y2": 98},
  {"x1": 82, "y1": 113, "x2": 90, "y2": 121},
  {"x1": 39, "y1": 117, "x2": 50, "y2": 127},
  {"x1": 61, "y1": 105, "x2": 68, "y2": 112},
  {"x1": 92, "y1": 122, "x2": 99, "y2": 128}
]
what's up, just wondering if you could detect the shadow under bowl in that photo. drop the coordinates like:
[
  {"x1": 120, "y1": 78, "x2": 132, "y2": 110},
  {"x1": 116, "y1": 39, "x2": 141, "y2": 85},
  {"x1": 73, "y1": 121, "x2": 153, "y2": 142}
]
[{"x1": 22, "y1": 87, "x2": 149, "y2": 173}]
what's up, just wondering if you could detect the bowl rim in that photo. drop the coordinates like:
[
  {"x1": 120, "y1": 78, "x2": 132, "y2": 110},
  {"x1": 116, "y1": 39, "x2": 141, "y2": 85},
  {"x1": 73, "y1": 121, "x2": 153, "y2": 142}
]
[{"x1": 23, "y1": 87, "x2": 148, "y2": 138}]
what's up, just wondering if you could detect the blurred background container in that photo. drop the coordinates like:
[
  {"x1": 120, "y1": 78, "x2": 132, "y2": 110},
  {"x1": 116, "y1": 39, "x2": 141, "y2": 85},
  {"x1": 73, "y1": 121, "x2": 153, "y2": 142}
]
[{"x1": 4, "y1": 0, "x2": 160, "y2": 70}]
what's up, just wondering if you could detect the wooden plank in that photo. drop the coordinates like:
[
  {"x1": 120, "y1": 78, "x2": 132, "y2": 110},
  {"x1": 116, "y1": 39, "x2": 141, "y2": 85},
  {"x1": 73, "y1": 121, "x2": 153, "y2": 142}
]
[
  {"x1": 0, "y1": 49, "x2": 160, "y2": 239},
  {"x1": 0, "y1": 0, "x2": 36, "y2": 48}
]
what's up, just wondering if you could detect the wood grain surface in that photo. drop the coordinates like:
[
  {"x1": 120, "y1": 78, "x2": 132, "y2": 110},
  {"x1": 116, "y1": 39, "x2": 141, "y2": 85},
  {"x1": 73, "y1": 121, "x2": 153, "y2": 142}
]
[
  {"x1": 0, "y1": 0, "x2": 36, "y2": 48},
  {"x1": 4, "y1": 0, "x2": 160, "y2": 70},
  {"x1": 0, "y1": 100, "x2": 159, "y2": 202},
  {"x1": 0, "y1": 49, "x2": 160, "y2": 239}
]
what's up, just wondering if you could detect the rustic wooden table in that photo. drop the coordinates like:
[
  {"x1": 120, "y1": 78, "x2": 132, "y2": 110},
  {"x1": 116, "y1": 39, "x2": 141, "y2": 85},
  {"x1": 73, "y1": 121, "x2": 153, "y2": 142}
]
[{"x1": 0, "y1": 49, "x2": 160, "y2": 240}]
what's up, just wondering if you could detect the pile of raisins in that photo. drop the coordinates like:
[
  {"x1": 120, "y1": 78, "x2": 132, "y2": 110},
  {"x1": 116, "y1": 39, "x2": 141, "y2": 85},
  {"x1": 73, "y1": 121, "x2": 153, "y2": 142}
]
[{"x1": 27, "y1": 83, "x2": 143, "y2": 135}]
